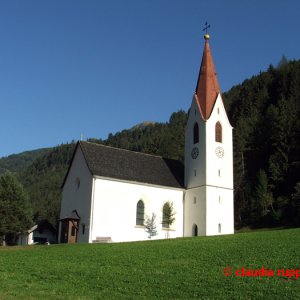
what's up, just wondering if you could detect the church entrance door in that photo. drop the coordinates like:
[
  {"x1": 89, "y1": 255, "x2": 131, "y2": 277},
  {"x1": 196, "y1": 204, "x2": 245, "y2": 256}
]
[
  {"x1": 60, "y1": 219, "x2": 79, "y2": 243},
  {"x1": 192, "y1": 224, "x2": 198, "y2": 237}
]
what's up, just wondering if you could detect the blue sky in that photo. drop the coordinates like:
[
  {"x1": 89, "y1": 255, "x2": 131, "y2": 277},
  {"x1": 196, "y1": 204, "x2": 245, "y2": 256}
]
[{"x1": 0, "y1": 0, "x2": 299, "y2": 158}]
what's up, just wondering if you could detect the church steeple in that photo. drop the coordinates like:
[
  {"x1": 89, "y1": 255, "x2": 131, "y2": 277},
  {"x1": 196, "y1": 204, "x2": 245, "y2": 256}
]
[
  {"x1": 195, "y1": 34, "x2": 221, "y2": 120},
  {"x1": 184, "y1": 29, "x2": 234, "y2": 237}
]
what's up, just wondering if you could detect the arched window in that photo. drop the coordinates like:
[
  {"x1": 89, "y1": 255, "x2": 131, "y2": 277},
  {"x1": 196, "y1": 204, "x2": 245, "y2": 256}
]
[
  {"x1": 136, "y1": 200, "x2": 145, "y2": 226},
  {"x1": 193, "y1": 123, "x2": 199, "y2": 144},
  {"x1": 162, "y1": 203, "x2": 169, "y2": 228},
  {"x1": 218, "y1": 223, "x2": 222, "y2": 233},
  {"x1": 75, "y1": 177, "x2": 80, "y2": 189},
  {"x1": 215, "y1": 122, "x2": 222, "y2": 143},
  {"x1": 192, "y1": 224, "x2": 198, "y2": 237}
]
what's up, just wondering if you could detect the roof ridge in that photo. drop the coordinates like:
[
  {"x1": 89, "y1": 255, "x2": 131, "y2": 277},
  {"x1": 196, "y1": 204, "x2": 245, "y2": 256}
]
[{"x1": 80, "y1": 140, "x2": 180, "y2": 162}]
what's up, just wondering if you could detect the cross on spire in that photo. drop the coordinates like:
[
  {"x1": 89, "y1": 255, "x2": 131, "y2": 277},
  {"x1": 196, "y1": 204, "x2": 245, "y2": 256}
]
[{"x1": 203, "y1": 22, "x2": 210, "y2": 34}]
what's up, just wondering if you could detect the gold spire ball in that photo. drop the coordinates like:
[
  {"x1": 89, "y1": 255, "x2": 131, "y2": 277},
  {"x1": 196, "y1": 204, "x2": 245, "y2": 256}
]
[{"x1": 204, "y1": 33, "x2": 210, "y2": 40}]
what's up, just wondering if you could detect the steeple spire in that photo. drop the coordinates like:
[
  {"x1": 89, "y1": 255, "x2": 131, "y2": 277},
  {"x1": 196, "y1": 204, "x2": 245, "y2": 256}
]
[{"x1": 195, "y1": 33, "x2": 221, "y2": 120}]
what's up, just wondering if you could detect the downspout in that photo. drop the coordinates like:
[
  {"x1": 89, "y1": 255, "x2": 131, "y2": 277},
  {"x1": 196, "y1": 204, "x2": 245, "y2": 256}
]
[
  {"x1": 183, "y1": 190, "x2": 186, "y2": 237},
  {"x1": 89, "y1": 177, "x2": 96, "y2": 243}
]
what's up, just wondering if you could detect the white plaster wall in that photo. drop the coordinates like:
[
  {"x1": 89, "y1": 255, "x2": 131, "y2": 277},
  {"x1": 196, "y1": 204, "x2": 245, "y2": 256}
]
[
  {"x1": 184, "y1": 94, "x2": 234, "y2": 236},
  {"x1": 28, "y1": 232, "x2": 33, "y2": 244},
  {"x1": 184, "y1": 96, "x2": 206, "y2": 189},
  {"x1": 206, "y1": 187, "x2": 234, "y2": 235},
  {"x1": 204, "y1": 95, "x2": 234, "y2": 235},
  {"x1": 59, "y1": 146, "x2": 93, "y2": 243},
  {"x1": 185, "y1": 187, "x2": 234, "y2": 236},
  {"x1": 91, "y1": 178, "x2": 184, "y2": 242},
  {"x1": 184, "y1": 187, "x2": 206, "y2": 236},
  {"x1": 185, "y1": 94, "x2": 233, "y2": 190},
  {"x1": 205, "y1": 94, "x2": 233, "y2": 189}
]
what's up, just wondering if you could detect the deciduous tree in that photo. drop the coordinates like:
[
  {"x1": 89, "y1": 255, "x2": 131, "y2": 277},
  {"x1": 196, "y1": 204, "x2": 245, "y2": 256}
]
[
  {"x1": 144, "y1": 213, "x2": 157, "y2": 239},
  {"x1": 162, "y1": 201, "x2": 175, "y2": 238}
]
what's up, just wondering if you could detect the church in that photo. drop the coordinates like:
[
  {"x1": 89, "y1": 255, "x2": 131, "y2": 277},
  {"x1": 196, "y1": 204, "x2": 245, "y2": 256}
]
[{"x1": 58, "y1": 33, "x2": 234, "y2": 244}]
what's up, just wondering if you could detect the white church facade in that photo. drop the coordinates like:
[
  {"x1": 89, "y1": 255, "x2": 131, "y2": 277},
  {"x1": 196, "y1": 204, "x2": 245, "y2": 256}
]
[{"x1": 58, "y1": 34, "x2": 234, "y2": 244}]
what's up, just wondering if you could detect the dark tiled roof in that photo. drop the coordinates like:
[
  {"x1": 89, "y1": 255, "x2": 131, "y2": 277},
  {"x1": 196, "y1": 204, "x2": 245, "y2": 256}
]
[{"x1": 79, "y1": 141, "x2": 184, "y2": 189}]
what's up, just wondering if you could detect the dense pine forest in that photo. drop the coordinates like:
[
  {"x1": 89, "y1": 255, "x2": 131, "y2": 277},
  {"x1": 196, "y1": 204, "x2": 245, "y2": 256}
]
[
  {"x1": 0, "y1": 59, "x2": 299, "y2": 238},
  {"x1": 225, "y1": 59, "x2": 300, "y2": 228}
]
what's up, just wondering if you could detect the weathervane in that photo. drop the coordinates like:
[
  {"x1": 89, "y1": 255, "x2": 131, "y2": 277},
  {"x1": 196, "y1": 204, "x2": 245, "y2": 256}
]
[
  {"x1": 203, "y1": 21, "x2": 210, "y2": 34},
  {"x1": 203, "y1": 21, "x2": 210, "y2": 40}
]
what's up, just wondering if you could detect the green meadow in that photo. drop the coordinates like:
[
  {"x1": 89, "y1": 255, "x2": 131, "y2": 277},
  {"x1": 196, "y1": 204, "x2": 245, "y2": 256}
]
[{"x1": 0, "y1": 228, "x2": 299, "y2": 299}]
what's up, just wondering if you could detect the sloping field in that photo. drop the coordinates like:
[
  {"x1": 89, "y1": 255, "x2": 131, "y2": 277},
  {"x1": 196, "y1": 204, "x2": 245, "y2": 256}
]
[{"x1": 0, "y1": 228, "x2": 299, "y2": 299}]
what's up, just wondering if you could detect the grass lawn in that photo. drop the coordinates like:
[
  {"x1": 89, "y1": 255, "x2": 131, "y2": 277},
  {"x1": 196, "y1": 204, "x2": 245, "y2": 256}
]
[{"x1": 0, "y1": 228, "x2": 299, "y2": 299}]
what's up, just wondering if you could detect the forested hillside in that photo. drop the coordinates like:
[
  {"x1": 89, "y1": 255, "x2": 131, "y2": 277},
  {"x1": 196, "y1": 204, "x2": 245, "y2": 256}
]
[
  {"x1": 17, "y1": 143, "x2": 76, "y2": 226},
  {"x1": 224, "y1": 60, "x2": 300, "y2": 227},
  {"x1": 0, "y1": 148, "x2": 50, "y2": 175},
  {"x1": 102, "y1": 110, "x2": 187, "y2": 162},
  {"x1": 1, "y1": 59, "x2": 299, "y2": 230}
]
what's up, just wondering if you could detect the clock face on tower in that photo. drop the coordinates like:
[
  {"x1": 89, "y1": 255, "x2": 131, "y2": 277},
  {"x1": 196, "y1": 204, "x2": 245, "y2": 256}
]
[
  {"x1": 191, "y1": 147, "x2": 199, "y2": 159},
  {"x1": 215, "y1": 146, "x2": 224, "y2": 158}
]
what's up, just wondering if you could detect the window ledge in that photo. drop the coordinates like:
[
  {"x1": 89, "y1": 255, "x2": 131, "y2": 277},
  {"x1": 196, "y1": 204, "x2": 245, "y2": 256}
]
[
  {"x1": 135, "y1": 225, "x2": 145, "y2": 229},
  {"x1": 162, "y1": 228, "x2": 175, "y2": 231}
]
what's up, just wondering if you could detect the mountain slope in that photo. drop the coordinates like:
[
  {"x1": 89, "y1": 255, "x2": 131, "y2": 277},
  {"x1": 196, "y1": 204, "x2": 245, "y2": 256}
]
[
  {"x1": 0, "y1": 148, "x2": 51, "y2": 175},
  {"x1": 223, "y1": 60, "x2": 300, "y2": 227}
]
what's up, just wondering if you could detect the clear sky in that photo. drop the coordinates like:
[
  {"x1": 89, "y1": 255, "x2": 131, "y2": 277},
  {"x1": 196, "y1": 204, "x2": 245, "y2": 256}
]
[{"x1": 0, "y1": 0, "x2": 299, "y2": 158}]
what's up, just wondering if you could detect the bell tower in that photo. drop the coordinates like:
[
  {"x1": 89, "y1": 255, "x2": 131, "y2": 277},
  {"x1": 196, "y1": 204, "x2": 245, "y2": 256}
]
[{"x1": 184, "y1": 32, "x2": 234, "y2": 236}]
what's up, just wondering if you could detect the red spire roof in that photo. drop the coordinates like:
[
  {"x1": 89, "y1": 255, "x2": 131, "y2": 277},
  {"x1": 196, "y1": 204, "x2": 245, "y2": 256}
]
[{"x1": 195, "y1": 35, "x2": 221, "y2": 120}]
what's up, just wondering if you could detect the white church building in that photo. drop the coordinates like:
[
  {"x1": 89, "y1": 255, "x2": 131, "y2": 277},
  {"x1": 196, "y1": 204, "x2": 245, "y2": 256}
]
[{"x1": 58, "y1": 34, "x2": 234, "y2": 244}]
